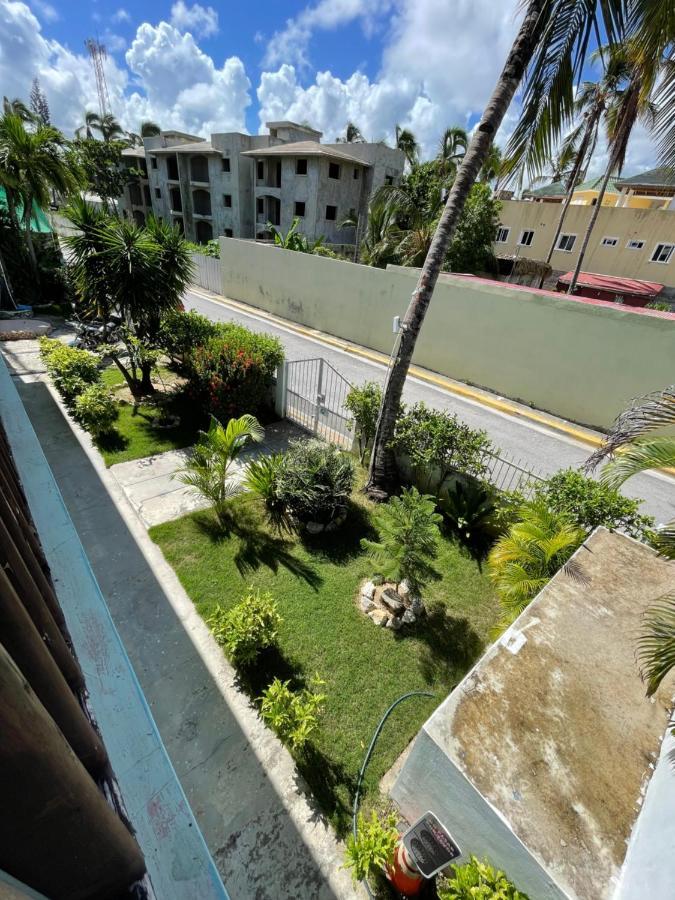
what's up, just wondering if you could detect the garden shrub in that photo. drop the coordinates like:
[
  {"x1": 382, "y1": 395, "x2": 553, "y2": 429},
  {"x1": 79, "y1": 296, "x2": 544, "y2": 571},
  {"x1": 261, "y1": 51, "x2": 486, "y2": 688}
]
[
  {"x1": 243, "y1": 453, "x2": 287, "y2": 529},
  {"x1": 532, "y1": 468, "x2": 654, "y2": 541},
  {"x1": 187, "y1": 326, "x2": 283, "y2": 420},
  {"x1": 391, "y1": 402, "x2": 492, "y2": 491},
  {"x1": 259, "y1": 676, "x2": 326, "y2": 751},
  {"x1": 273, "y1": 439, "x2": 355, "y2": 526},
  {"x1": 345, "y1": 381, "x2": 382, "y2": 462},
  {"x1": 39, "y1": 338, "x2": 101, "y2": 404},
  {"x1": 207, "y1": 591, "x2": 281, "y2": 666},
  {"x1": 73, "y1": 384, "x2": 118, "y2": 436},
  {"x1": 439, "y1": 477, "x2": 497, "y2": 543},
  {"x1": 362, "y1": 486, "x2": 441, "y2": 594},
  {"x1": 344, "y1": 811, "x2": 398, "y2": 884},
  {"x1": 158, "y1": 309, "x2": 220, "y2": 368},
  {"x1": 438, "y1": 855, "x2": 529, "y2": 899}
]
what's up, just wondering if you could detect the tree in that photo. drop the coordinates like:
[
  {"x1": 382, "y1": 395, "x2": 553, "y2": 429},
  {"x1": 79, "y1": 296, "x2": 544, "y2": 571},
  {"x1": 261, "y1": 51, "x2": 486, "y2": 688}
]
[
  {"x1": 67, "y1": 137, "x2": 128, "y2": 211},
  {"x1": 478, "y1": 143, "x2": 503, "y2": 184},
  {"x1": 29, "y1": 78, "x2": 50, "y2": 125},
  {"x1": 95, "y1": 113, "x2": 126, "y2": 143},
  {"x1": 365, "y1": 0, "x2": 629, "y2": 499},
  {"x1": 437, "y1": 126, "x2": 468, "y2": 180},
  {"x1": 337, "y1": 122, "x2": 364, "y2": 143},
  {"x1": 128, "y1": 120, "x2": 161, "y2": 145},
  {"x1": 2, "y1": 96, "x2": 32, "y2": 122},
  {"x1": 179, "y1": 415, "x2": 264, "y2": 527},
  {"x1": 75, "y1": 111, "x2": 101, "y2": 140},
  {"x1": 586, "y1": 385, "x2": 675, "y2": 694},
  {"x1": 395, "y1": 125, "x2": 419, "y2": 169}
]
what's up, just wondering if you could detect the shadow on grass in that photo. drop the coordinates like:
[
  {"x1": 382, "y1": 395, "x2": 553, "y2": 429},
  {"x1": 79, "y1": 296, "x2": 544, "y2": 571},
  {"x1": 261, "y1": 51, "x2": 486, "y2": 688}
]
[
  {"x1": 194, "y1": 506, "x2": 323, "y2": 589},
  {"x1": 235, "y1": 644, "x2": 304, "y2": 697},
  {"x1": 409, "y1": 605, "x2": 484, "y2": 685},
  {"x1": 299, "y1": 500, "x2": 378, "y2": 563},
  {"x1": 94, "y1": 429, "x2": 130, "y2": 453},
  {"x1": 295, "y1": 743, "x2": 358, "y2": 837}
]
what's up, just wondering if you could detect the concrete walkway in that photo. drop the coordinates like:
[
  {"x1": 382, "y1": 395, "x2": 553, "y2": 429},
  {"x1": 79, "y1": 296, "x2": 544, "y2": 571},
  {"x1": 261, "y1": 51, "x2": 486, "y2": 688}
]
[
  {"x1": 111, "y1": 421, "x2": 302, "y2": 528},
  {"x1": 2, "y1": 343, "x2": 359, "y2": 900}
]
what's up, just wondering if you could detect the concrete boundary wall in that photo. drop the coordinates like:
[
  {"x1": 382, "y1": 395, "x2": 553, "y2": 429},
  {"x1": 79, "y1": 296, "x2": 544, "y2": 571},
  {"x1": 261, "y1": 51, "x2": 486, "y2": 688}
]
[{"x1": 218, "y1": 238, "x2": 675, "y2": 429}]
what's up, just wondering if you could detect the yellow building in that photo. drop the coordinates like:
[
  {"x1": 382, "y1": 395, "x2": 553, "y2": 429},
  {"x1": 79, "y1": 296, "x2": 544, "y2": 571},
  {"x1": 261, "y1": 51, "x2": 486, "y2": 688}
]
[
  {"x1": 523, "y1": 167, "x2": 675, "y2": 210},
  {"x1": 494, "y1": 199, "x2": 675, "y2": 292}
]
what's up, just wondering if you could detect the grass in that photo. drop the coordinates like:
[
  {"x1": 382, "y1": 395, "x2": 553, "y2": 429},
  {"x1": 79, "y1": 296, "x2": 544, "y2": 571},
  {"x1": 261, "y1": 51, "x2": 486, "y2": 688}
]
[
  {"x1": 150, "y1": 486, "x2": 500, "y2": 835},
  {"x1": 96, "y1": 365, "x2": 204, "y2": 466}
]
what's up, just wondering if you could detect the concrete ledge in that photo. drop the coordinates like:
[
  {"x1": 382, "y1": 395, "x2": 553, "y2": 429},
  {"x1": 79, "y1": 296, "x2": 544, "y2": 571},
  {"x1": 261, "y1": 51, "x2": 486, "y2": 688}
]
[{"x1": 0, "y1": 319, "x2": 52, "y2": 341}]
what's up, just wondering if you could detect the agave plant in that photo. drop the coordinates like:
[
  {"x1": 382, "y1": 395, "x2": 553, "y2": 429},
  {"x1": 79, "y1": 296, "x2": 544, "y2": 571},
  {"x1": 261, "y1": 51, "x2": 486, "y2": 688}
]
[
  {"x1": 488, "y1": 500, "x2": 586, "y2": 627},
  {"x1": 587, "y1": 385, "x2": 675, "y2": 694},
  {"x1": 178, "y1": 414, "x2": 264, "y2": 526}
]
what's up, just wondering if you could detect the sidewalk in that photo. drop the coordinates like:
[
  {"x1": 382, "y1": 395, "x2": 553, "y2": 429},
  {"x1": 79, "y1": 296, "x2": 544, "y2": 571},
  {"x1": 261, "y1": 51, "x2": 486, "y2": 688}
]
[{"x1": 3, "y1": 341, "x2": 359, "y2": 900}]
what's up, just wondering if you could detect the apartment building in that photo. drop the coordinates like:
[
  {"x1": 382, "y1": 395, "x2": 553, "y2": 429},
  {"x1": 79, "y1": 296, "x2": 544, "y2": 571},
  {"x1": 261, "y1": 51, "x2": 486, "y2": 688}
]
[
  {"x1": 119, "y1": 122, "x2": 404, "y2": 246},
  {"x1": 523, "y1": 167, "x2": 675, "y2": 210},
  {"x1": 494, "y1": 198, "x2": 675, "y2": 294}
]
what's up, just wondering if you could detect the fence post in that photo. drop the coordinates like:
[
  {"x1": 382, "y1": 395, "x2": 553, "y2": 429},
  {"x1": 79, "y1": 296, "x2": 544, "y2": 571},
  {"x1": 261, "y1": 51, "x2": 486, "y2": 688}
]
[
  {"x1": 314, "y1": 358, "x2": 324, "y2": 435},
  {"x1": 275, "y1": 361, "x2": 288, "y2": 419}
]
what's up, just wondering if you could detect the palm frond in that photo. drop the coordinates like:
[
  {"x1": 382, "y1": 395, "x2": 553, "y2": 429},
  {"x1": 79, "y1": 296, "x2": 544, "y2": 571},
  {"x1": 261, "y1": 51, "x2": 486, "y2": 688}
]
[
  {"x1": 637, "y1": 593, "x2": 675, "y2": 696},
  {"x1": 651, "y1": 520, "x2": 675, "y2": 561},
  {"x1": 600, "y1": 437, "x2": 675, "y2": 489}
]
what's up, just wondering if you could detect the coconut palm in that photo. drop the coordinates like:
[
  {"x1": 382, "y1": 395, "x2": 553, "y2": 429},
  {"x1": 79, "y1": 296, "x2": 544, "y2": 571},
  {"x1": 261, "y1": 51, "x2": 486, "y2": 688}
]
[
  {"x1": 337, "y1": 122, "x2": 364, "y2": 143},
  {"x1": 395, "y1": 125, "x2": 419, "y2": 169},
  {"x1": 179, "y1": 415, "x2": 265, "y2": 526},
  {"x1": 2, "y1": 97, "x2": 33, "y2": 122},
  {"x1": 436, "y1": 126, "x2": 468, "y2": 180},
  {"x1": 128, "y1": 120, "x2": 162, "y2": 146},
  {"x1": 586, "y1": 385, "x2": 675, "y2": 694},
  {"x1": 75, "y1": 111, "x2": 101, "y2": 140},
  {"x1": 96, "y1": 113, "x2": 126, "y2": 143},
  {"x1": 365, "y1": 0, "x2": 631, "y2": 498},
  {"x1": 479, "y1": 143, "x2": 504, "y2": 185}
]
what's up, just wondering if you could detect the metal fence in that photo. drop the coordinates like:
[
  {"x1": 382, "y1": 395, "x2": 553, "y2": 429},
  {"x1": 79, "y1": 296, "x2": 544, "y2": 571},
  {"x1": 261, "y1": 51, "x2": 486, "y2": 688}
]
[
  {"x1": 190, "y1": 252, "x2": 222, "y2": 293},
  {"x1": 478, "y1": 447, "x2": 544, "y2": 498},
  {"x1": 280, "y1": 358, "x2": 353, "y2": 448}
]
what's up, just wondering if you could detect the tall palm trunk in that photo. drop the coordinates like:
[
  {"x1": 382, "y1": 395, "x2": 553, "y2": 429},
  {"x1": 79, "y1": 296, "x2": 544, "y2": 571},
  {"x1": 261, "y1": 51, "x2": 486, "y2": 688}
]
[
  {"x1": 566, "y1": 161, "x2": 614, "y2": 294},
  {"x1": 366, "y1": 0, "x2": 546, "y2": 498},
  {"x1": 21, "y1": 195, "x2": 38, "y2": 275},
  {"x1": 5, "y1": 188, "x2": 20, "y2": 232},
  {"x1": 538, "y1": 110, "x2": 601, "y2": 288}
]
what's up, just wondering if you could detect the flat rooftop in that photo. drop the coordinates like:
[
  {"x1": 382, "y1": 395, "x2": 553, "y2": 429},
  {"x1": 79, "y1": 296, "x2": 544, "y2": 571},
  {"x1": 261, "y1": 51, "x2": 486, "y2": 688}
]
[{"x1": 426, "y1": 528, "x2": 674, "y2": 900}]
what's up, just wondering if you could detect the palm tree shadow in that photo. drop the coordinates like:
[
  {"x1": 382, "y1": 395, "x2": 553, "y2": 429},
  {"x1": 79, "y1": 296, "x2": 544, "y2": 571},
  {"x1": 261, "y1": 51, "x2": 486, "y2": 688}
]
[
  {"x1": 405, "y1": 605, "x2": 484, "y2": 685},
  {"x1": 193, "y1": 507, "x2": 323, "y2": 589}
]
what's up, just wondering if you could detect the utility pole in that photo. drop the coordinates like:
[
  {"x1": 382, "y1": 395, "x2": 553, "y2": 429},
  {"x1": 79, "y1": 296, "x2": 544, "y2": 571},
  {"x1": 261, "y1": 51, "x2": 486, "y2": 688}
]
[{"x1": 85, "y1": 38, "x2": 112, "y2": 118}]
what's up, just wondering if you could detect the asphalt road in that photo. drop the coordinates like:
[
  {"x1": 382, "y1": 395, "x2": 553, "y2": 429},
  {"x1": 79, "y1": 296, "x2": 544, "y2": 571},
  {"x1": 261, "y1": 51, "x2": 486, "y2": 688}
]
[{"x1": 185, "y1": 286, "x2": 675, "y2": 525}]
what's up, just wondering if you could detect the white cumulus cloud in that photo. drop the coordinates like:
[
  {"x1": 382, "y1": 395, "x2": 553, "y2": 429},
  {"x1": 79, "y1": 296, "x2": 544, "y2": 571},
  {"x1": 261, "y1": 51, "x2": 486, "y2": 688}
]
[
  {"x1": 169, "y1": 0, "x2": 218, "y2": 38},
  {"x1": 112, "y1": 7, "x2": 130, "y2": 23}
]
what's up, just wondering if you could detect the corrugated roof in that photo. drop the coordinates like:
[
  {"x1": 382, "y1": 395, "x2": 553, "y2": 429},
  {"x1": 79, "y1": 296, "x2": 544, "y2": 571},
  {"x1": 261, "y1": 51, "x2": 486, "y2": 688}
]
[
  {"x1": 616, "y1": 167, "x2": 675, "y2": 188},
  {"x1": 574, "y1": 174, "x2": 623, "y2": 193},
  {"x1": 557, "y1": 271, "x2": 664, "y2": 296},
  {"x1": 241, "y1": 141, "x2": 371, "y2": 166}
]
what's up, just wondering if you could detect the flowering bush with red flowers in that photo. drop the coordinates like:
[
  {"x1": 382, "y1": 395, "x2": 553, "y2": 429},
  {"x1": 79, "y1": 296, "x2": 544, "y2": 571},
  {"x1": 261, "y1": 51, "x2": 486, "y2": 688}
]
[{"x1": 187, "y1": 325, "x2": 283, "y2": 420}]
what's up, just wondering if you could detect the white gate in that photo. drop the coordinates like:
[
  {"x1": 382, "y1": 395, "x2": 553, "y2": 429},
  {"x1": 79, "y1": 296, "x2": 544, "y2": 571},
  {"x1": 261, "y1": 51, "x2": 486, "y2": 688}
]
[
  {"x1": 279, "y1": 358, "x2": 353, "y2": 448},
  {"x1": 190, "y1": 252, "x2": 221, "y2": 293}
]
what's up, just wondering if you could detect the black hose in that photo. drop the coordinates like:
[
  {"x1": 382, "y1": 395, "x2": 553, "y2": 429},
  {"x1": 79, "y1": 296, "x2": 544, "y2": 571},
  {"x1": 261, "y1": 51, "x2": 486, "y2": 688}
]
[{"x1": 352, "y1": 691, "x2": 435, "y2": 898}]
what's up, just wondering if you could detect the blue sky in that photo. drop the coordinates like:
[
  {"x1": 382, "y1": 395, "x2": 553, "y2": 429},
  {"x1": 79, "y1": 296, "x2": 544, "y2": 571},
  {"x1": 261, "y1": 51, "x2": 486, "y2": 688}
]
[{"x1": 0, "y1": 0, "x2": 658, "y2": 172}]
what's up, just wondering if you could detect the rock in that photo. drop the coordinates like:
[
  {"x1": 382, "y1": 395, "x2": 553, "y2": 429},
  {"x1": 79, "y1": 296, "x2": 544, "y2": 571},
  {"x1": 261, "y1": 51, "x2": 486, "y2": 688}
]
[
  {"x1": 368, "y1": 609, "x2": 390, "y2": 627},
  {"x1": 381, "y1": 588, "x2": 404, "y2": 614},
  {"x1": 410, "y1": 596, "x2": 426, "y2": 616},
  {"x1": 398, "y1": 579, "x2": 411, "y2": 601},
  {"x1": 306, "y1": 521, "x2": 325, "y2": 534},
  {"x1": 387, "y1": 615, "x2": 403, "y2": 630},
  {"x1": 361, "y1": 580, "x2": 376, "y2": 601},
  {"x1": 401, "y1": 609, "x2": 416, "y2": 625},
  {"x1": 359, "y1": 596, "x2": 376, "y2": 613}
]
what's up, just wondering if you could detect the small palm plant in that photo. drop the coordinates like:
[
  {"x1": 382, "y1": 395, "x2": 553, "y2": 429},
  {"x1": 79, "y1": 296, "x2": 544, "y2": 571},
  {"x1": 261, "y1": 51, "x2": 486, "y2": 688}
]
[
  {"x1": 361, "y1": 487, "x2": 441, "y2": 595},
  {"x1": 587, "y1": 386, "x2": 675, "y2": 695},
  {"x1": 178, "y1": 414, "x2": 264, "y2": 526},
  {"x1": 488, "y1": 500, "x2": 586, "y2": 627}
]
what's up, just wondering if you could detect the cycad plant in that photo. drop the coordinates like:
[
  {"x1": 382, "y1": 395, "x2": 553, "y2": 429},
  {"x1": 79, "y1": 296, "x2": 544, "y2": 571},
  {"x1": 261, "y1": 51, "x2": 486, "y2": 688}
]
[
  {"x1": 587, "y1": 385, "x2": 675, "y2": 694},
  {"x1": 361, "y1": 486, "x2": 441, "y2": 595},
  {"x1": 179, "y1": 415, "x2": 264, "y2": 526},
  {"x1": 488, "y1": 500, "x2": 586, "y2": 626}
]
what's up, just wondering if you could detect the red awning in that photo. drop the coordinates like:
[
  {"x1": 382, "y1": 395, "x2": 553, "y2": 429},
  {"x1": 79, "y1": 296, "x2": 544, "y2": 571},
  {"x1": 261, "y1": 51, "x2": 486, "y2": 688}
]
[{"x1": 557, "y1": 271, "x2": 664, "y2": 297}]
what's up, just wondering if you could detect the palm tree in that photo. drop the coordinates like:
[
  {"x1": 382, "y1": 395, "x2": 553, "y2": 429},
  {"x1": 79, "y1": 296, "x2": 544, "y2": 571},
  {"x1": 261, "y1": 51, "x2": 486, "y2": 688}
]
[
  {"x1": 179, "y1": 415, "x2": 265, "y2": 527},
  {"x1": 568, "y1": 41, "x2": 659, "y2": 293},
  {"x1": 395, "y1": 125, "x2": 419, "y2": 169},
  {"x1": 2, "y1": 97, "x2": 33, "y2": 122},
  {"x1": 479, "y1": 143, "x2": 504, "y2": 185},
  {"x1": 128, "y1": 120, "x2": 161, "y2": 146},
  {"x1": 75, "y1": 111, "x2": 101, "y2": 140},
  {"x1": 586, "y1": 385, "x2": 675, "y2": 694},
  {"x1": 96, "y1": 113, "x2": 126, "y2": 143},
  {"x1": 0, "y1": 113, "x2": 78, "y2": 271},
  {"x1": 436, "y1": 126, "x2": 468, "y2": 181},
  {"x1": 337, "y1": 122, "x2": 364, "y2": 143},
  {"x1": 365, "y1": 0, "x2": 628, "y2": 498}
]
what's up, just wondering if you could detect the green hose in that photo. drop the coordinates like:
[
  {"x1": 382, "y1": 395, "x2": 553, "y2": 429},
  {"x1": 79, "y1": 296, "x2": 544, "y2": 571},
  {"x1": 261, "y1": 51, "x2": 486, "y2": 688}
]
[{"x1": 352, "y1": 691, "x2": 435, "y2": 897}]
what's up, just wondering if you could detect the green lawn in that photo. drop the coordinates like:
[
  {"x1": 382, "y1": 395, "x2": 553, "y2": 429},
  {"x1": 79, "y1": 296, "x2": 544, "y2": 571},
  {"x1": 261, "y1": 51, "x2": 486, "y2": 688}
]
[
  {"x1": 96, "y1": 365, "x2": 203, "y2": 466},
  {"x1": 150, "y1": 489, "x2": 500, "y2": 835}
]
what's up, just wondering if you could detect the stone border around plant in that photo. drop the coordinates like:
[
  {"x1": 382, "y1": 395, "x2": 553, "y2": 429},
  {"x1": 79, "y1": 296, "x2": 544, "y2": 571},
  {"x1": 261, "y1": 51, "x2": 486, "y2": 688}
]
[{"x1": 357, "y1": 579, "x2": 426, "y2": 630}]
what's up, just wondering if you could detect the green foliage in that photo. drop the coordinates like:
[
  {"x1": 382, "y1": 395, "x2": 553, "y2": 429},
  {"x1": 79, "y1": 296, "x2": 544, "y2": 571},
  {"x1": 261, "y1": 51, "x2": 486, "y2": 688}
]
[
  {"x1": 158, "y1": 309, "x2": 220, "y2": 368},
  {"x1": 259, "y1": 676, "x2": 326, "y2": 751},
  {"x1": 488, "y1": 500, "x2": 586, "y2": 626},
  {"x1": 67, "y1": 138, "x2": 128, "y2": 209},
  {"x1": 243, "y1": 453, "x2": 287, "y2": 529},
  {"x1": 440, "y1": 478, "x2": 497, "y2": 542},
  {"x1": 362, "y1": 487, "x2": 441, "y2": 593},
  {"x1": 439, "y1": 855, "x2": 529, "y2": 900},
  {"x1": 345, "y1": 381, "x2": 382, "y2": 463},
  {"x1": 73, "y1": 383, "x2": 118, "y2": 436},
  {"x1": 645, "y1": 300, "x2": 671, "y2": 312},
  {"x1": 268, "y1": 216, "x2": 327, "y2": 253},
  {"x1": 391, "y1": 402, "x2": 492, "y2": 490},
  {"x1": 273, "y1": 439, "x2": 355, "y2": 526},
  {"x1": 636, "y1": 594, "x2": 675, "y2": 697},
  {"x1": 178, "y1": 414, "x2": 264, "y2": 526},
  {"x1": 344, "y1": 811, "x2": 398, "y2": 883},
  {"x1": 533, "y1": 468, "x2": 654, "y2": 541},
  {"x1": 445, "y1": 182, "x2": 500, "y2": 274},
  {"x1": 208, "y1": 590, "x2": 281, "y2": 666},
  {"x1": 39, "y1": 337, "x2": 100, "y2": 404},
  {"x1": 187, "y1": 326, "x2": 283, "y2": 421},
  {"x1": 185, "y1": 239, "x2": 220, "y2": 258}
]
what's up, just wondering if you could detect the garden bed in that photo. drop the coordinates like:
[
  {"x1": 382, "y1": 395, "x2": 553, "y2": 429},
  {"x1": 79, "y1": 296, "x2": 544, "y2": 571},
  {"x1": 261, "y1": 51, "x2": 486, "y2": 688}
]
[{"x1": 149, "y1": 485, "x2": 500, "y2": 835}]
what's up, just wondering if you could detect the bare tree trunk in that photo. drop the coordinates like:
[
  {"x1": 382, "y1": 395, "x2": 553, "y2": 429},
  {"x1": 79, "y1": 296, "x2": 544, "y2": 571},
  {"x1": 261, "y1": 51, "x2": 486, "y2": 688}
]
[
  {"x1": 22, "y1": 197, "x2": 38, "y2": 276},
  {"x1": 567, "y1": 161, "x2": 614, "y2": 294},
  {"x1": 366, "y1": 0, "x2": 546, "y2": 499},
  {"x1": 538, "y1": 112, "x2": 600, "y2": 289}
]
